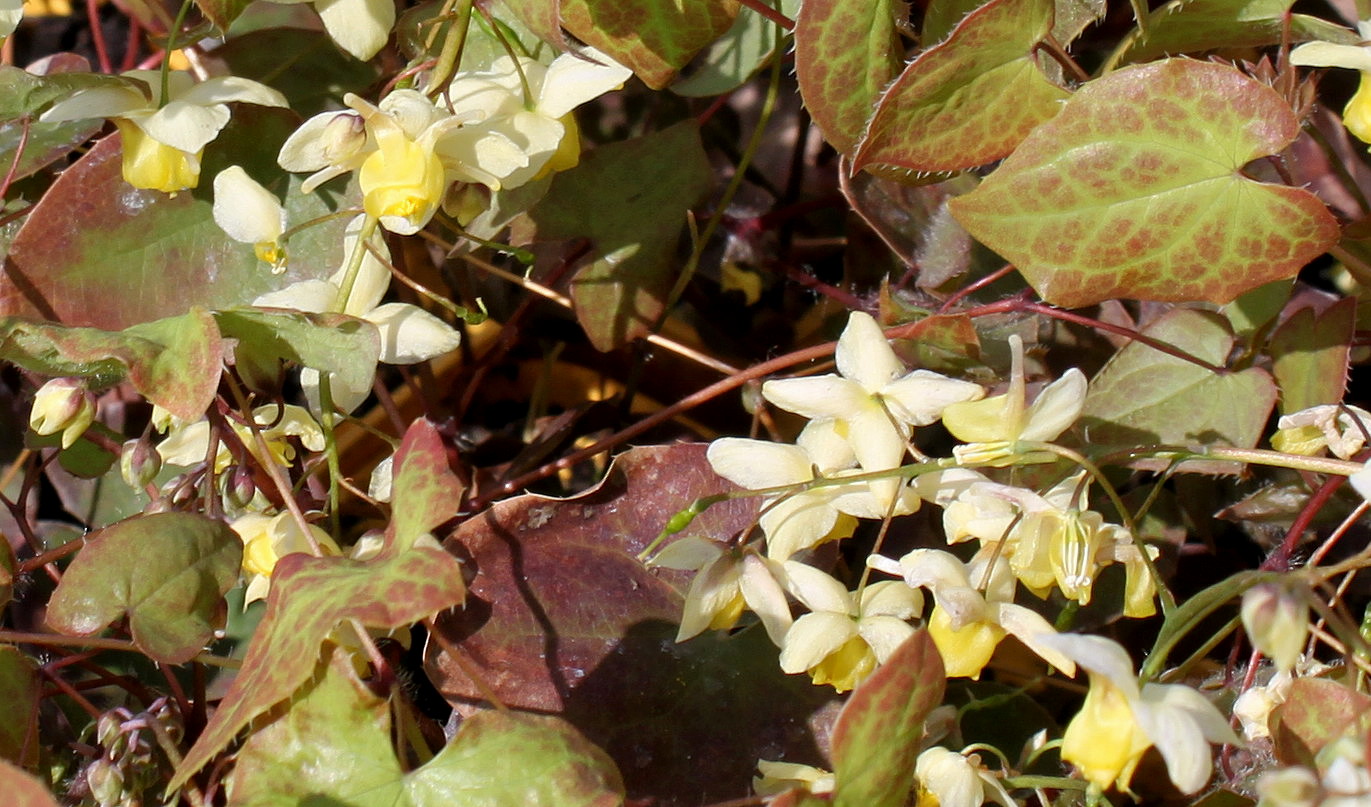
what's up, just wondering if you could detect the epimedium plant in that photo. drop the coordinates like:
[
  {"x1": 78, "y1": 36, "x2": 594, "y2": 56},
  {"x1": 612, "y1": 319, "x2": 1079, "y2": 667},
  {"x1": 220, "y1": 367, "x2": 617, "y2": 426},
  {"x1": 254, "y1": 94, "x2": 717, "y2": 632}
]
[{"x1": 4, "y1": 0, "x2": 1371, "y2": 805}]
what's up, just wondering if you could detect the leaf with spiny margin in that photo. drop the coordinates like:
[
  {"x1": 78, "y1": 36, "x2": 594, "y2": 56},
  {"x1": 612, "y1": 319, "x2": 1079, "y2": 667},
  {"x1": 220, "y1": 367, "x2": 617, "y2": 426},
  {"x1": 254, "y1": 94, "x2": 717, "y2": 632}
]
[
  {"x1": 0, "y1": 310, "x2": 221, "y2": 421},
  {"x1": 853, "y1": 0, "x2": 1068, "y2": 176},
  {"x1": 0, "y1": 759, "x2": 60, "y2": 807},
  {"x1": 672, "y1": 0, "x2": 798, "y2": 97},
  {"x1": 1269, "y1": 298, "x2": 1354, "y2": 415},
  {"x1": 229, "y1": 646, "x2": 624, "y2": 807},
  {"x1": 926, "y1": 0, "x2": 1104, "y2": 46},
  {"x1": 388, "y1": 419, "x2": 465, "y2": 554},
  {"x1": 793, "y1": 0, "x2": 904, "y2": 154},
  {"x1": 524, "y1": 121, "x2": 713, "y2": 351},
  {"x1": 0, "y1": 647, "x2": 39, "y2": 767},
  {"x1": 949, "y1": 60, "x2": 1340, "y2": 306},
  {"x1": 46, "y1": 512, "x2": 241, "y2": 664},
  {"x1": 169, "y1": 540, "x2": 465, "y2": 789},
  {"x1": 1079, "y1": 308, "x2": 1277, "y2": 473},
  {"x1": 560, "y1": 0, "x2": 740, "y2": 89},
  {"x1": 194, "y1": 0, "x2": 252, "y2": 30},
  {"x1": 213, "y1": 309, "x2": 379, "y2": 400},
  {"x1": 1, "y1": 107, "x2": 357, "y2": 330},
  {"x1": 830, "y1": 630, "x2": 945, "y2": 807},
  {"x1": 1114, "y1": 0, "x2": 1357, "y2": 67},
  {"x1": 1270, "y1": 678, "x2": 1371, "y2": 768}
]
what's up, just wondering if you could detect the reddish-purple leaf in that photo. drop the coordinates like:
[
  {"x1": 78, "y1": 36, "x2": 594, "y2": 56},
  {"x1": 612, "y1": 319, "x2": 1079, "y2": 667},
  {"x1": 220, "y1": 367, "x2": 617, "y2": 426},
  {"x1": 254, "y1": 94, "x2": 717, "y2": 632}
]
[
  {"x1": 388, "y1": 419, "x2": 465, "y2": 554},
  {"x1": 793, "y1": 0, "x2": 904, "y2": 154},
  {"x1": 560, "y1": 0, "x2": 740, "y2": 89},
  {"x1": 1269, "y1": 297, "x2": 1354, "y2": 415},
  {"x1": 1270, "y1": 678, "x2": 1371, "y2": 768},
  {"x1": 0, "y1": 759, "x2": 60, "y2": 807},
  {"x1": 0, "y1": 647, "x2": 39, "y2": 767}
]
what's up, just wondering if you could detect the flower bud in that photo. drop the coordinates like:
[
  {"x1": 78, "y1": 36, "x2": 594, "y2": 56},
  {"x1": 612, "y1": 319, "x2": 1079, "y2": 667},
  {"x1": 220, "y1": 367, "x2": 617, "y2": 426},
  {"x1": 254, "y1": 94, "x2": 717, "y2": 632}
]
[
  {"x1": 321, "y1": 112, "x2": 367, "y2": 164},
  {"x1": 30, "y1": 378, "x2": 96, "y2": 449},
  {"x1": 224, "y1": 465, "x2": 257, "y2": 510},
  {"x1": 86, "y1": 758, "x2": 125, "y2": 807},
  {"x1": 120, "y1": 439, "x2": 162, "y2": 489},
  {"x1": 1242, "y1": 583, "x2": 1308, "y2": 673}
]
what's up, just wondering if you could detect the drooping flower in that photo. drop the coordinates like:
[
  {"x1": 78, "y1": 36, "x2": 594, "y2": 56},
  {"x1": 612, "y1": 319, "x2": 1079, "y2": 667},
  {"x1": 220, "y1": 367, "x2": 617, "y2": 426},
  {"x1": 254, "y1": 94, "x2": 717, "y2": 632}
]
[
  {"x1": 942, "y1": 334, "x2": 1086, "y2": 467},
  {"x1": 29, "y1": 377, "x2": 96, "y2": 449},
  {"x1": 41, "y1": 70, "x2": 288, "y2": 192},
  {"x1": 1290, "y1": 22, "x2": 1371, "y2": 143},
  {"x1": 914, "y1": 746, "x2": 1015, "y2": 807},
  {"x1": 649, "y1": 536, "x2": 792, "y2": 645},
  {"x1": 1271, "y1": 404, "x2": 1371, "y2": 459},
  {"x1": 212, "y1": 166, "x2": 288, "y2": 270},
  {"x1": 262, "y1": 0, "x2": 394, "y2": 61},
  {"x1": 1039, "y1": 633, "x2": 1239, "y2": 795},
  {"x1": 778, "y1": 562, "x2": 922, "y2": 692},
  {"x1": 753, "y1": 760, "x2": 835, "y2": 798},
  {"x1": 156, "y1": 404, "x2": 325, "y2": 472},
  {"x1": 762, "y1": 311, "x2": 985, "y2": 507},
  {"x1": 231, "y1": 511, "x2": 341, "y2": 603},
  {"x1": 1241, "y1": 583, "x2": 1309, "y2": 674}
]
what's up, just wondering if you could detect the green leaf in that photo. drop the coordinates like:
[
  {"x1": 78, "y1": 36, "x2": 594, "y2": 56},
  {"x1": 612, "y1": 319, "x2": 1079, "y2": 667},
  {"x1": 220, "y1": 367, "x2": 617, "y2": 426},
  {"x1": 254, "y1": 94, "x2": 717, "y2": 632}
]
[
  {"x1": 1114, "y1": 0, "x2": 1358, "y2": 66},
  {"x1": 525, "y1": 121, "x2": 713, "y2": 351},
  {"x1": 170, "y1": 540, "x2": 465, "y2": 789},
  {"x1": 230, "y1": 646, "x2": 624, "y2": 807},
  {"x1": 208, "y1": 29, "x2": 379, "y2": 118},
  {"x1": 949, "y1": 59, "x2": 1340, "y2": 306},
  {"x1": 0, "y1": 537, "x2": 13, "y2": 620},
  {"x1": 213, "y1": 308, "x2": 380, "y2": 400},
  {"x1": 1080, "y1": 309, "x2": 1277, "y2": 472},
  {"x1": 831, "y1": 630, "x2": 945, "y2": 807},
  {"x1": 0, "y1": 759, "x2": 61, "y2": 807},
  {"x1": 388, "y1": 419, "x2": 465, "y2": 554},
  {"x1": 793, "y1": 0, "x2": 904, "y2": 154},
  {"x1": 1270, "y1": 678, "x2": 1371, "y2": 767},
  {"x1": 498, "y1": 0, "x2": 567, "y2": 51},
  {"x1": 0, "y1": 66, "x2": 144, "y2": 120},
  {"x1": 1141, "y1": 568, "x2": 1275, "y2": 680},
  {"x1": 671, "y1": 0, "x2": 798, "y2": 97},
  {"x1": 1, "y1": 106, "x2": 358, "y2": 329},
  {"x1": 46, "y1": 512, "x2": 242, "y2": 664},
  {"x1": 560, "y1": 0, "x2": 740, "y2": 89},
  {"x1": 1269, "y1": 298, "x2": 1354, "y2": 415},
  {"x1": 0, "y1": 118, "x2": 104, "y2": 185},
  {"x1": 0, "y1": 310, "x2": 222, "y2": 421},
  {"x1": 195, "y1": 0, "x2": 253, "y2": 30},
  {"x1": 0, "y1": 647, "x2": 39, "y2": 767},
  {"x1": 853, "y1": 0, "x2": 1069, "y2": 175}
]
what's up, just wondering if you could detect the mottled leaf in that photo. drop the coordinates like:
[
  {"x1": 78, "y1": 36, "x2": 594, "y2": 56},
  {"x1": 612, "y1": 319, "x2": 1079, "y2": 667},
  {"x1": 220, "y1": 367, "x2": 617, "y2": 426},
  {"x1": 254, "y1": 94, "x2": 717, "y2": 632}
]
[
  {"x1": 1116, "y1": 0, "x2": 1357, "y2": 66},
  {"x1": 388, "y1": 419, "x2": 465, "y2": 554},
  {"x1": 0, "y1": 759, "x2": 60, "y2": 807},
  {"x1": 427, "y1": 444, "x2": 831, "y2": 804},
  {"x1": 499, "y1": 0, "x2": 566, "y2": 50},
  {"x1": 0, "y1": 647, "x2": 39, "y2": 767},
  {"x1": 171, "y1": 538, "x2": 465, "y2": 788},
  {"x1": 525, "y1": 121, "x2": 713, "y2": 351},
  {"x1": 854, "y1": 0, "x2": 1068, "y2": 175},
  {"x1": 0, "y1": 66, "x2": 142, "y2": 119},
  {"x1": 672, "y1": 0, "x2": 798, "y2": 97},
  {"x1": 1269, "y1": 298, "x2": 1354, "y2": 415},
  {"x1": 214, "y1": 309, "x2": 379, "y2": 402},
  {"x1": 46, "y1": 512, "x2": 241, "y2": 664},
  {"x1": 2, "y1": 107, "x2": 357, "y2": 329},
  {"x1": 831, "y1": 631, "x2": 945, "y2": 807},
  {"x1": 1270, "y1": 678, "x2": 1371, "y2": 768},
  {"x1": 560, "y1": 0, "x2": 740, "y2": 89},
  {"x1": 231, "y1": 646, "x2": 623, "y2": 807},
  {"x1": 195, "y1": 0, "x2": 253, "y2": 30},
  {"x1": 793, "y1": 0, "x2": 904, "y2": 153},
  {"x1": 949, "y1": 59, "x2": 1340, "y2": 306},
  {"x1": 0, "y1": 310, "x2": 222, "y2": 421},
  {"x1": 208, "y1": 29, "x2": 379, "y2": 118},
  {"x1": 1080, "y1": 309, "x2": 1277, "y2": 472}
]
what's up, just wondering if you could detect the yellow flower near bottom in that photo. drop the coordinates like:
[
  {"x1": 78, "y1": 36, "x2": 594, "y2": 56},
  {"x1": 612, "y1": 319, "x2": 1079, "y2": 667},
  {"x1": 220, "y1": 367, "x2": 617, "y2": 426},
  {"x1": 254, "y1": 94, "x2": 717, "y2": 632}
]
[
  {"x1": 114, "y1": 120, "x2": 201, "y2": 192},
  {"x1": 359, "y1": 123, "x2": 446, "y2": 233},
  {"x1": 1061, "y1": 677, "x2": 1152, "y2": 791},
  {"x1": 807, "y1": 635, "x2": 876, "y2": 693},
  {"x1": 1344, "y1": 72, "x2": 1371, "y2": 144}
]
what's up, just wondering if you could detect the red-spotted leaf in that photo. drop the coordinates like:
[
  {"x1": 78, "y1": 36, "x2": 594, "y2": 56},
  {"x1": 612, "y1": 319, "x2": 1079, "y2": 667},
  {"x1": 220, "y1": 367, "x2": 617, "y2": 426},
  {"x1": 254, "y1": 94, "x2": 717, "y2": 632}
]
[
  {"x1": 1115, "y1": 0, "x2": 1356, "y2": 66},
  {"x1": 0, "y1": 647, "x2": 39, "y2": 767},
  {"x1": 524, "y1": 121, "x2": 713, "y2": 351},
  {"x1": 500, "y1": 0, "x2": 567, "y2": 49},
  {"x1": 853, "y1": 0, "x2": 1069, "y2": 175},
  {"x1": 1270, "y1": 678, "x2": 1371, "y2": 767},
  {"x1": 1, "y1": 106, "x2": 357, "y2": 329},
  {"x1": 169, "y1": 544, "x2": 465, "y2": 789},
  {"x1": 793, "y1": 0, "x2": 904, "y2": 154},
  {"x1": 560, "y1": 0, "x2": 739, "y2": 89},
  {"x1": 0, "y1": 759, "x2": 60, "y2": 807},
  {"x1": 830, "y1": 630, "x2": 945, "y2": 807},
  {"x1": 426, "y1": 443, "x2": 832, "y2": 804},
  {"x1": 46, "y1": 512, "x2": 241, "y2": 664},
  {"x1": 388, "y1": 419, "x2": 464, "y2": 553},
  {"x1": 229, "y1": 646, "x2": 624, "y2": 807},
  {"x1": 0, "y1": 310, "x2": 222, "y2": 421},
  {"x1": 949, "y1": 59, "x2": 1340, "y2": 306},
  {"x1": 1270, "y1": 297, "x2": 1354, "y2": 415}
]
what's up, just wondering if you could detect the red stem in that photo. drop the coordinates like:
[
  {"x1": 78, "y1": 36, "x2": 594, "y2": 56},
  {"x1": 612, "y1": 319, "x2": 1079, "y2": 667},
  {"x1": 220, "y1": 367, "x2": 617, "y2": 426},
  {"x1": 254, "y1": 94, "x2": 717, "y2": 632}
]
[{"x1": 87, "y1": 0, "x2": 113, "y2": 73}]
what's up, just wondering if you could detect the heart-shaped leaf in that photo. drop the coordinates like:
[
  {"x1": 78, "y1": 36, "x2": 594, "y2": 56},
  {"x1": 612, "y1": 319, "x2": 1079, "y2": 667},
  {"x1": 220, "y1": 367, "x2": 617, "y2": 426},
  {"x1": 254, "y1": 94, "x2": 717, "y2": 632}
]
[
  {"x1": 793, "y1": 0, "x2": 904, "y2": 154},
  {"x1": 854, "y1": 0, "x2": 1069, "y2": 174},
  {"x1": 560, "y1": 0, "x2": 740, "y2": 89},
  {"x1": 0, "y1": 759, "x2": 60, "y2": 807},
  {"x1": 1269, "y1": 297, "x2": 1354, "y2": 415},
  {"x1": 388, "y1": 419, "x2": 465, "y2": 554},
  {"x1": 949, "y1": 59, "x2": 1340, "y2": 306}
]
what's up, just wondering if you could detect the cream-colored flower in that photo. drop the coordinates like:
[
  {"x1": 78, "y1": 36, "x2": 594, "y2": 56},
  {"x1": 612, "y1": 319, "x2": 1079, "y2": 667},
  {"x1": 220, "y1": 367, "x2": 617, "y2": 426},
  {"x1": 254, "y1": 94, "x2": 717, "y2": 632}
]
[
  {"x1": 1039, "y1": 633, "x2": 1239, "y2": 795},
  {"x1": 942, "y1": 335, "x2": 1086, "y2": 467},
  {"x1": 41, "y1": 70, "x2": 287, "y2": 192},
  {"x1": 29, "y1": 377, "x2": 95, "y2": 449},
  {"x1": 156, "y1": 404, "x2": 325, "y2": 472},
  {"x1": 649, "y1": 536, "x2": 791, "y2": 645},
  {"x1": 762, "y1": 311, "x2": 984, "y2": 508},
  {"x1": 867, "y1": 549, "x2": 1073, "y2": 679},
  {"x1": 753, "y1": 760, "x2": 835, "y2": 798},
  {"x1": 914, "y1": 746, "x2": 1014, "y2": 807},
  {"x1": 212, "y1": 166, "x2": 288, "y2": 270},
  {"x1": 1, "y1": 0, "x2": 22, "y2": 37},
  {"x1": 263, "y1": 0, "x2": 394, "y2": 61},
  {"x1": 778, "y1": 562, "x2": 921, "y2": 692},
  {"x1": 1271, "y1": 404, "x2": 1371, "y2": 459},
  {"x1": 1241, "y1": 584, "x2": 1309, "y2": 674},
  {"x1": 231, "y1": 511, "x2": 341, "y2": 603},
  {"x1": 1291, "y1": 22, "x2": 1371, "y2": 143}
]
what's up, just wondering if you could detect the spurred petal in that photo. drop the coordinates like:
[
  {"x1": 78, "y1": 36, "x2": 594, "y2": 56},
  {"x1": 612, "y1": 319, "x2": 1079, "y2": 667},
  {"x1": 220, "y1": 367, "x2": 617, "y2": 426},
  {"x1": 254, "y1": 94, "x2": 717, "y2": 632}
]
[
  {"x1": 315, "y1": 0, "x2": 396, "y2": 61},
  {"x1": 994, "y1": 603, "x2": 1075, "y2": 675},
  {"x1": 212, "y1": 166, "x2": 286, "y2": 245},
  {"x1": 366, "y1": 303, "x2": 462, "y2": 364}
]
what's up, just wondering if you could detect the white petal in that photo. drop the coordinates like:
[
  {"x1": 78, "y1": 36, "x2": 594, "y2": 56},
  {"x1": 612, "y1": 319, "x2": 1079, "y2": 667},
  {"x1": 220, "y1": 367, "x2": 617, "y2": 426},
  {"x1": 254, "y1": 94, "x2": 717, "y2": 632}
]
[
  {"x1": 212, "y1": 166, "x2": 286, "y2": 244},
  {"x1": 303, "y1": 366, "x2": 373, "y2": 415},
  {"x1": 740, "y1": 554, "x2": 794, "y2": 646},
  {"x1": 882, "y1": 370, "x2": 985, "y2": 427},
  {"x1": 859, "y1": 580, "x2": 923, "y2": 619},
  {"x1": 1, "y1": 0, "x2": 22, "y2": 38},
  {"x1": 762, "y1": 375, "x2": 871, "y2": 421},
  {"x1": 779, "y1": 612, "x2": 855, "y2": 673},
  {"x1": 844, "y1": 406, "x2": 909, "y2": 508},
  {"x1": 537, "y1": 48, "x2": 633, "y2": 118},
  {"x1": 366, "y1": 303, "x2": 462, "y2": 364},
  {"x1": 835, "y1": 311, "x2": 905, "y2": 393},
  {"x1": 280, "y1": 112, "x2": 350, "y2": 172},
  {"x1": 707, "y1": 438, "x2": 812, "y2": 489},
  {"x1": 252, "y1": 279, "x2": 338, "y2": 312},
  {"x1": 1350, "y1": 461, "x2": 1371, "y2": 502},
  {"x1": 649, "y1": 535, "x2": 724, "y2": 571},
  {"x1": 759, "y1": 490, "x2": 842, "y2": 561},
  {"x1": 1289, "y1": 41, "x2": 1371, "y2": 71},
  {"x1": 315, "y1": 0, "x2": 395, "y2": 60},
  {"x1": 1141, "y1": 683, "x2": 1240, "y2": 746},
  {"x1": 156, "y1": 419, "x2": 216, "y2": 466},
  {"x1": 676, "y1": 554, "x2": 742, "y2": 641},
  {"x1": 994, "y1": 603, "x2": 1075, "y2": 675},
  {"x1": 1130, "y1": 695, "x2": 1214, "y2": 794},
  {"x1": 796, "y1": 419, "x2": 857, "y2": 472},
  {"x1": 857, "y1": 616, "x2": 916, "y2": 663},
  {"x1": 179, "y1": 76, "x2": 288, "y2": 108},
  {"x1": 897, "y1": 548, "x2": 974, "y2": 591},
  {"x1": 782, "y1": 561, "x2": 853, "y2": 614},
  {"x1": 1035, "y1": 633, "x2": 1140, "y2": 698},
  {"x1": 140, "y1": 100, "x2": 230, "y2": 153},
  {"x1": 40, "y1": 84, "x2": 149, "y2": 122},
  {"x1": 915, "y1": 748, "x2": 982, "y2": 807},
  {"x1": 1020, "y1": 368, "x2": 1087, "y2": 442}
]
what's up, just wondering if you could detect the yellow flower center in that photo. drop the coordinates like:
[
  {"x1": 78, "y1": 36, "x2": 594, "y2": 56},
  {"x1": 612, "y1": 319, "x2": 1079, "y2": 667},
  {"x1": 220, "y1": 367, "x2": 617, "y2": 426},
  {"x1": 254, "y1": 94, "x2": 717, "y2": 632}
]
[
  {"x1": 927, "y1": 605, "x2": 1005, "y2": 679},
  {"x1": 808, "y1": 635, "x2": 876, "y2": 693},
  {"x1": 359, "y1": 124, "x2": 445, "y2": 227},
  {"x1": 707, "y1": 591, "x2": 746, "y2": 632},
  {"x1": 114, "y1": 119, "x2": 201, "y2": 193}
]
